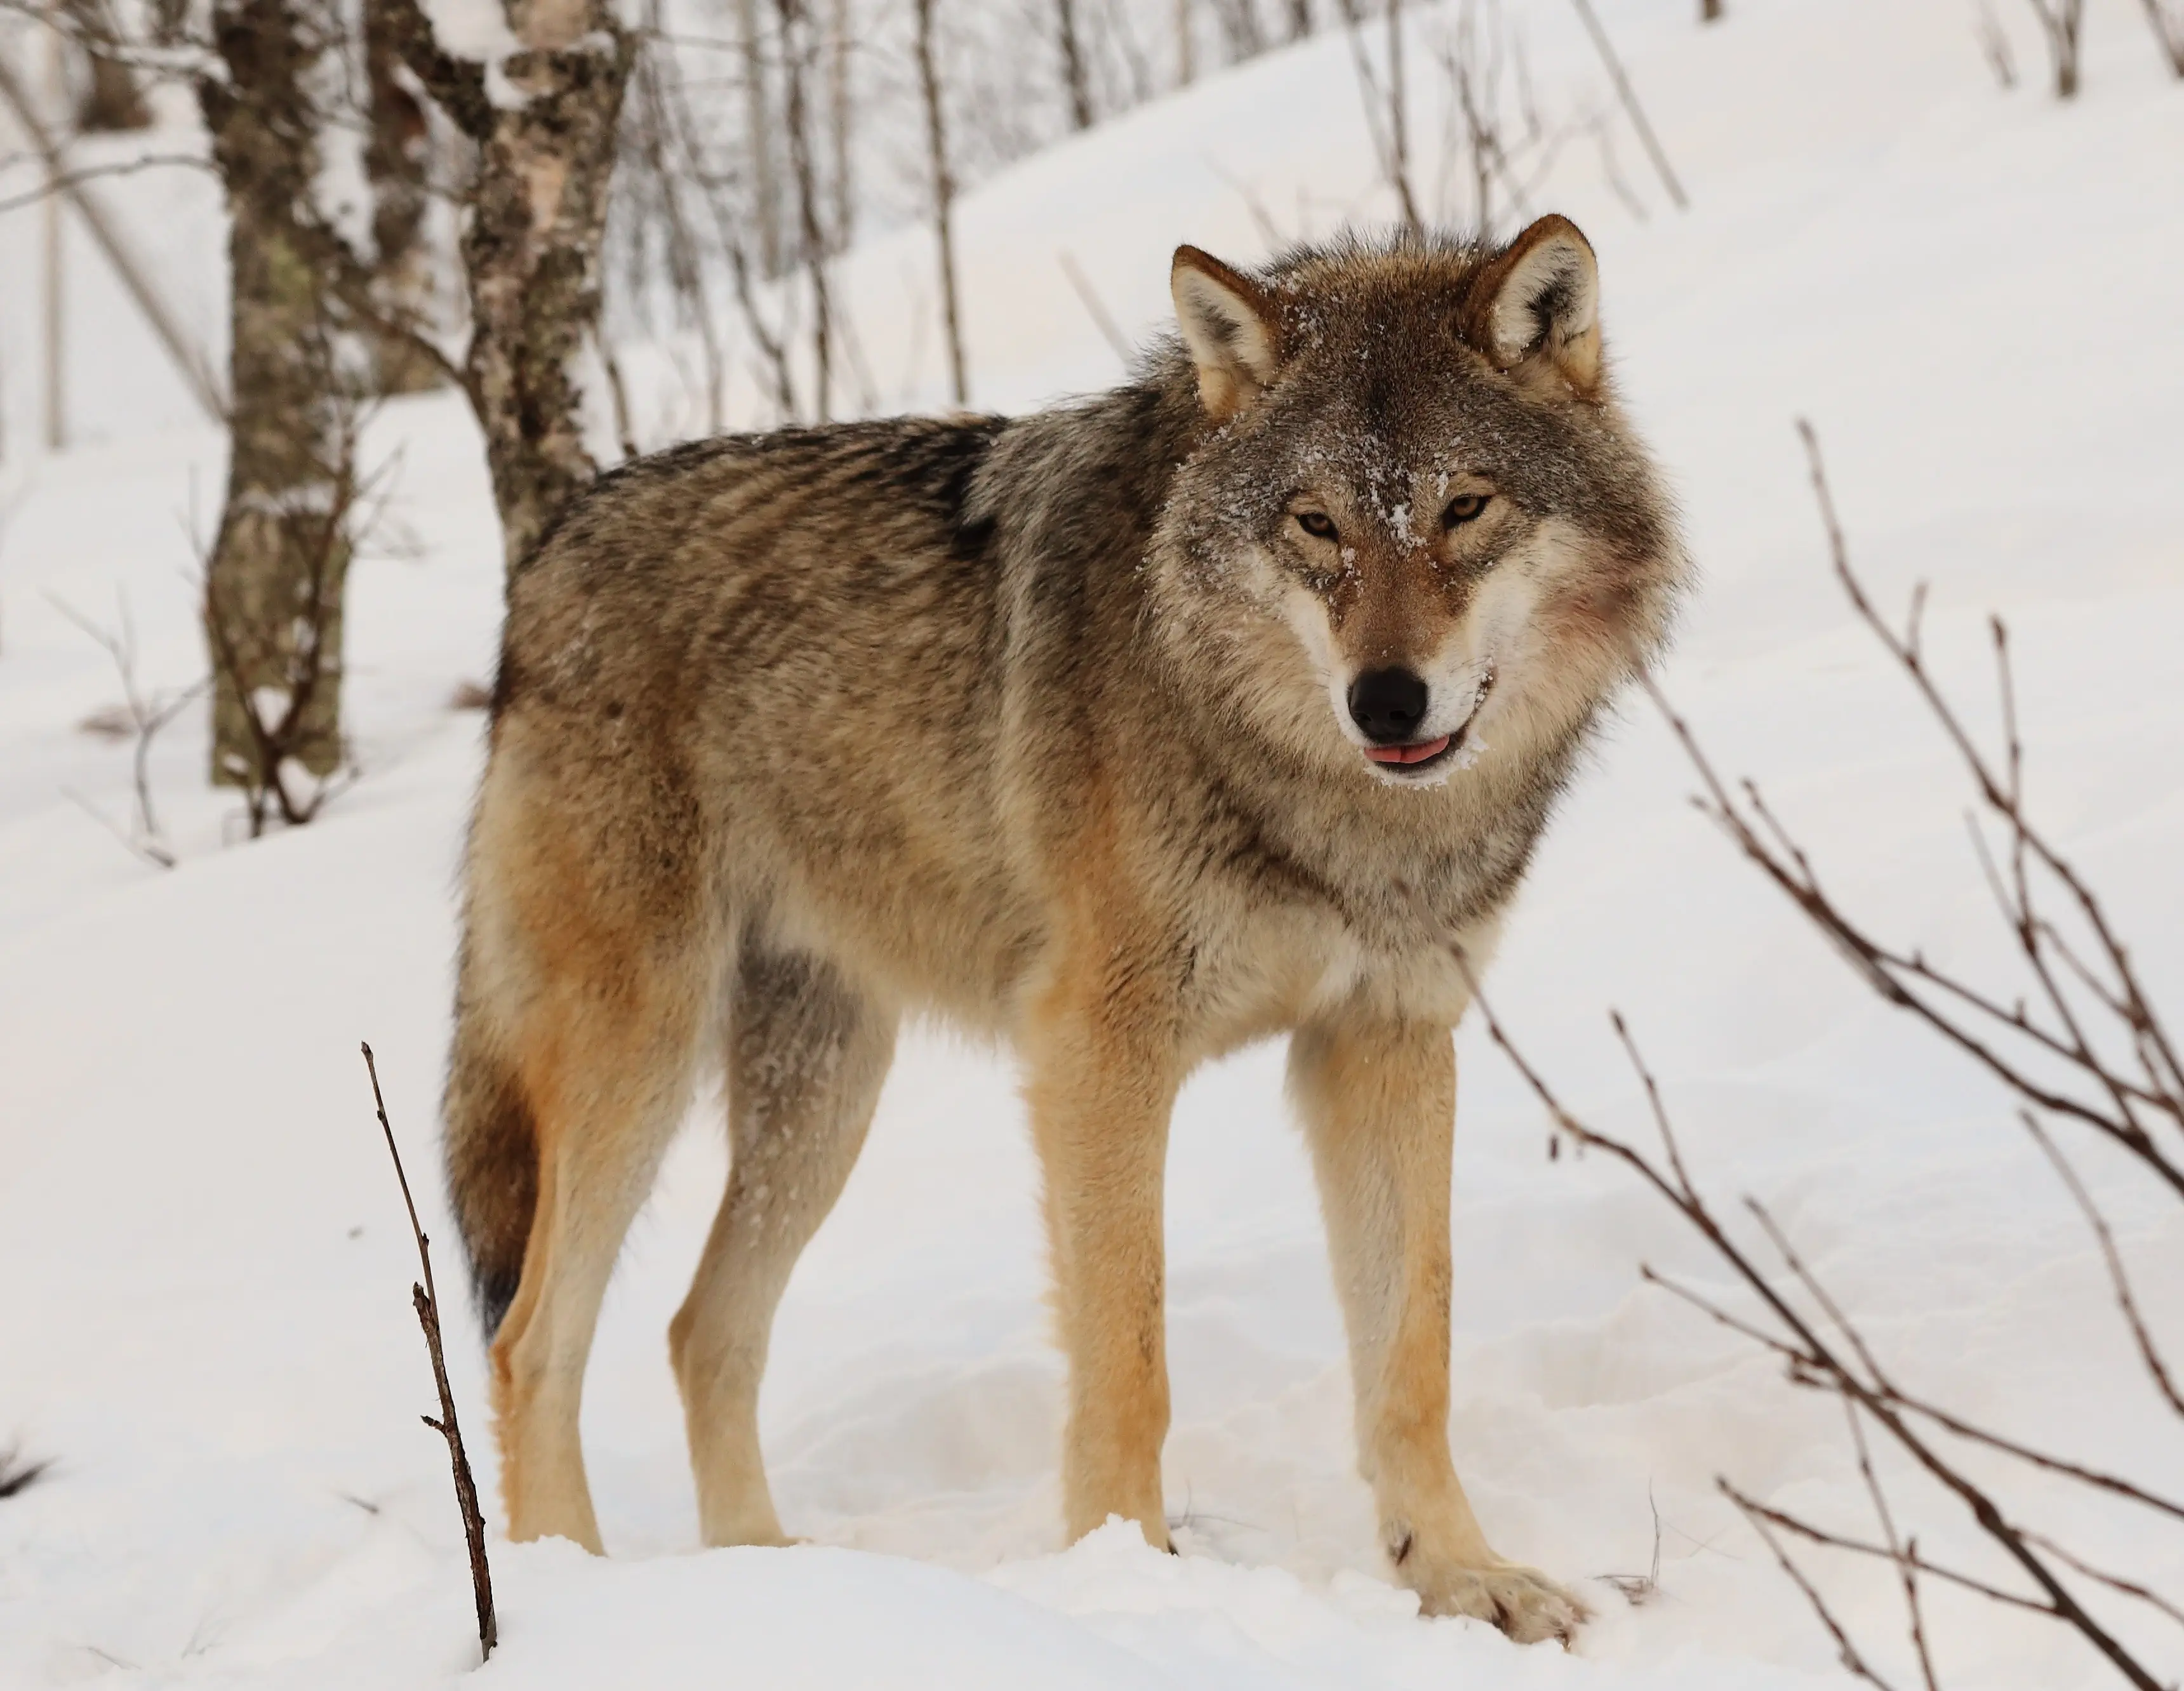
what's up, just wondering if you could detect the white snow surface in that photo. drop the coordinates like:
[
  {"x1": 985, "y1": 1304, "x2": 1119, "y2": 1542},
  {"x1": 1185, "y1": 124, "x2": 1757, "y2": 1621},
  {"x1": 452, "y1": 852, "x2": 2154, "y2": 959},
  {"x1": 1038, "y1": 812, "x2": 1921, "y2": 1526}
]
[{"x1": 3, "y1": 2, "x2": 2183, "y2": 1687}]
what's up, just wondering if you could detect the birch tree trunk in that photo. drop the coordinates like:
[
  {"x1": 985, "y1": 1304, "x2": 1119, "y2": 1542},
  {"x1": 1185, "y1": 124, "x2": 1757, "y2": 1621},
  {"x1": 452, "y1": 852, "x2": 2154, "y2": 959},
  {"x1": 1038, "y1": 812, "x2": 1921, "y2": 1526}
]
[
  {"x1": 465, "y1": 17, "x2": 631, "y2": 566},
  {"x1": 383, "y1": 0, "x2": 634, "y2": 571}
]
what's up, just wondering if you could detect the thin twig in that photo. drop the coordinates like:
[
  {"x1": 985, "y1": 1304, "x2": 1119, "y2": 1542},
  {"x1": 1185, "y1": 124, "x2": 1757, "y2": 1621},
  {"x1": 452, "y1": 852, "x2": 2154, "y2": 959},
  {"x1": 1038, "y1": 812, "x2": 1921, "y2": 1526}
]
[
  {"x1": 360, "y1": 1043, "x2": 496, "y2": 1661},
  {"x1": 1564, "y1": 0, "x2": 1686, "y2": 208},
  {"x1": 1058, "y1": 249, "x2": 1133, "y2": 369},
  {"x1": 0, "y1": 152, "x2": 212, "y2": 216}
]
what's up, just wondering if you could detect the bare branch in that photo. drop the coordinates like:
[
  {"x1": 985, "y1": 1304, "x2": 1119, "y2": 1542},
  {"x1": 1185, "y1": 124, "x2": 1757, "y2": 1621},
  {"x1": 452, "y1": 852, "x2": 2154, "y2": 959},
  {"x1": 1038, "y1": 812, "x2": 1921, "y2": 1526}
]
[
  {"x1": 360, "y1": 1044, "x2": 496, "y2": 1661},
  {"x1": 0, "y1": 152, "x2": 212, "y2": 216}
]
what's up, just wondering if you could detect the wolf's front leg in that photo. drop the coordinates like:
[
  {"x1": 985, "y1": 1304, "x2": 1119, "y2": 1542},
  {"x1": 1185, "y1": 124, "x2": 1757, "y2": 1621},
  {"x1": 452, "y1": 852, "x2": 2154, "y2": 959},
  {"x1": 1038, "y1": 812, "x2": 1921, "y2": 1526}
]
[
  {"x1": 1289, "y1": 1015, "x2": 1585, "y2": 1645},
  {"x1": 1023, "y1": 942, "x2": 1184, "y2": 1552}
]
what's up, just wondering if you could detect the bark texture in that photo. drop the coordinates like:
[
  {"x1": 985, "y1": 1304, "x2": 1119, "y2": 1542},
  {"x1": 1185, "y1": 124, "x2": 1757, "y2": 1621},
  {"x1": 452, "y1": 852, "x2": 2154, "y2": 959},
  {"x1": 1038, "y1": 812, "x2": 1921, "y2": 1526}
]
[
  {"x1": 385, "y1": 0, "x2": 633, "y2": 571},
  {"x1": 199, "y1": 0, "x2": 349, "y2": 786},
  {"x1": 364, "y1": 0, "x2": 441, "y2": 393}
]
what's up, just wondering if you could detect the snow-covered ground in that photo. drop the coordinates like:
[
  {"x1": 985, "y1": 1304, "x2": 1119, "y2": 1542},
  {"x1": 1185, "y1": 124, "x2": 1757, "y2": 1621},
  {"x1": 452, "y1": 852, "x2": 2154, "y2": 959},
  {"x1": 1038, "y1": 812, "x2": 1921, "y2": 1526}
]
[{"x1": 3, "y1": 1, "x2": 2181, "y2": 1686}]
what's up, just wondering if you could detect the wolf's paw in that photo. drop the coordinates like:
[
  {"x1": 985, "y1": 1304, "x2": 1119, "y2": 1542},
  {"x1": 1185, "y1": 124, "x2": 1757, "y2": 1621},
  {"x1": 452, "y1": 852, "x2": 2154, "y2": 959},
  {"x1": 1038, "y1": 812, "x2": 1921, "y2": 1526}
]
[{"x1": 1409, "y1": 1556, "x2": 1587, "y2": 1646}]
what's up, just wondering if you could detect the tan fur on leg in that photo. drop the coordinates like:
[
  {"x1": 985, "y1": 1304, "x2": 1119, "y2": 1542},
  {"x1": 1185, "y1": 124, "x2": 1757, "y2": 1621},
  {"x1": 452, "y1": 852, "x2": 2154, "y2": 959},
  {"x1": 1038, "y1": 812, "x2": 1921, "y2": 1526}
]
[
  {"x1": 671, "y1": 941, "x2": 896, "y2": 1547},
  {"x1": 470, "y1": 732, "x2": 716, "y2": 1552},
  {"x1": 1022, "y1": 877, "x2": 1185, "y2": 1551},
  {"x1": 1290, "y1": 1013, "x2": 1584, "y2": 1644}
]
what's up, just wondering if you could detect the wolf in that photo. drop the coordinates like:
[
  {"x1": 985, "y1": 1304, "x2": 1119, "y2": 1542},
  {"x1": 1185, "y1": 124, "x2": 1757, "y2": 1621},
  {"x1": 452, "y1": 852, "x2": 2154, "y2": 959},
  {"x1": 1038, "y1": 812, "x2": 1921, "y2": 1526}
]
[{"x1": 444, "y1": 213, "x2": 1686, "y2": 1643}]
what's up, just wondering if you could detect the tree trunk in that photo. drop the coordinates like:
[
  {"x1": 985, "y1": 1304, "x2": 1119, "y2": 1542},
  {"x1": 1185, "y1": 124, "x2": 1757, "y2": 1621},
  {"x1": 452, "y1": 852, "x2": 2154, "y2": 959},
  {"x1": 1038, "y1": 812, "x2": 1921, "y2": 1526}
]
[
  {"x1": 381, "y1": 0, "x2": 634, "y2": 570},
  {"x1": 199, "y1": 0, "x2": 349, "y2": 788},
  {"x1": 776, "y1": 0, "x2": 831, "y2": 421},
  {"x1": 1213, "y1": 0, "x2": 1264, "y2": 62},
  {"x1": 363, "y1": 0, "x2": 440, "y2": 393},
  {"x1": 829, "y1": 0, "x2": 854, "y2": 249},
  {"x1": 738, "y1": 0, "x2": 782, "y2": 275},
  {"x1": 465, "y1": 26, "x2": 631, "y2": 566},
  {"x1": 912, "y1": 0, "x2": 965, "y2": 406},
  {"x1": 1056, "y1": 0, "x2": 1093, "y2": 128}
]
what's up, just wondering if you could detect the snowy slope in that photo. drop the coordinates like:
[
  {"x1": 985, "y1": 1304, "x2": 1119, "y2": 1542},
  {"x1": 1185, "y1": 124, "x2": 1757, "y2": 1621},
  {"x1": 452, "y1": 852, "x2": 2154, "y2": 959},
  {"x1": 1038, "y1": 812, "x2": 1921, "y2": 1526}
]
[{"x1": 3, "y1": 2, "x2": 2183, "y2": 1687}]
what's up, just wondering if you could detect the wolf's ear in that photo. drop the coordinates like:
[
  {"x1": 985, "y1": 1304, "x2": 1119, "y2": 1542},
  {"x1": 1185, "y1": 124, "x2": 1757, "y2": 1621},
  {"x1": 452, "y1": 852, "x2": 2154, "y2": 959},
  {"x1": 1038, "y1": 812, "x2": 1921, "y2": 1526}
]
[
  {"x1": 1467, "y1": 215, "x2": 1602, "y2": 395},
  {"x1": 1171, "y1": 246, "x2": 1282, "y2": 420}
]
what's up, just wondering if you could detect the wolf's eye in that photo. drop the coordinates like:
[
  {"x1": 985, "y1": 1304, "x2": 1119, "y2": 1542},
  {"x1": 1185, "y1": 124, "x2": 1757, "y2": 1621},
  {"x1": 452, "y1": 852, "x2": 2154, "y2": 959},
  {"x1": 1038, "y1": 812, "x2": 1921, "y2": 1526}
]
[
  {"x1": 1442, "y1": 493, "x2": 1490, "y2": 528},
  {"x1": 1295, "y1": 511, "x2": 1339, "y2": 541}
]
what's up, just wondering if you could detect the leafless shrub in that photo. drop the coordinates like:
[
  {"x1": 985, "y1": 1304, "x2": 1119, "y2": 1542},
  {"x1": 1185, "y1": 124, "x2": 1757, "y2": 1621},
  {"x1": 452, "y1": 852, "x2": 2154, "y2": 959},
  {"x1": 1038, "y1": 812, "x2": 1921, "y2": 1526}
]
[
  {"x1": 1566, "y1": 0, "x2": 1688, "y2": 210},
  {"x1": 1346, "y1": 0, "x2": 1422, "y2": 234},
  {"x1": 1598, "y1": 1486, "x2": 1665, "y2": 1607},
  {"x1": 199, "y1": 337, "x2": 380, "y2": 835},
  {"x1": 2023, "y1": 0, "x2": 2087, "y2": 96},
  {"x1": 1976, "y1": 0, "x2": 2020, "y2": 88},
  {"x1": 0, "y1": 1443, "x2": 52, "y2": 1498},
  {"x1": 1459, "y1": 423, "x2": 2180, "y2": 1688},
  {"x1": 1430, "y1": 0, "x2": 1571, "y2": 239},
  {"x1": 2139, "y1": 0, "x2": 2184, "y2": 76},
  {"x1": 50, "y1": 588, "x2": 205, "y2": 868}
]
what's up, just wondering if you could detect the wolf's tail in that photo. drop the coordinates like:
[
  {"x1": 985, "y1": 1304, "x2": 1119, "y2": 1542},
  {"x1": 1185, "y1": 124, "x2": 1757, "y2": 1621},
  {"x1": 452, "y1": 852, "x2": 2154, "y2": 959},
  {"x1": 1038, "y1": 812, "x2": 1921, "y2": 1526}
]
[{"x1": 443, "y1": 963, "x2": 538, "y2": 1339}]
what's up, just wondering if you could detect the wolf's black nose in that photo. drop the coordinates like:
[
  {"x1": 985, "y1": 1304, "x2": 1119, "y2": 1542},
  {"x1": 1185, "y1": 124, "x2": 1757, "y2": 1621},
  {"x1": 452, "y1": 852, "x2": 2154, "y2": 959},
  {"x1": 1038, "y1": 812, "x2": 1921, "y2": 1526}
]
[{"x1": 1347, "y1": 668, "x2": 1429, "y2": 744}]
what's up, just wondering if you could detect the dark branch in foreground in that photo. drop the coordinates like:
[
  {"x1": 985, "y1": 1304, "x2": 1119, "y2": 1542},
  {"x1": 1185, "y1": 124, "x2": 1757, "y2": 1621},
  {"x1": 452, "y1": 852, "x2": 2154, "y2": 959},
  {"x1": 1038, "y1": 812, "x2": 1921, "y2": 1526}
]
[
  {"x1": 0, "y1": 1444, "x2": 51, "y2": 1498},
  {"x1": 361, "y1": 1042, "x2": 496, "y2": 1661}
]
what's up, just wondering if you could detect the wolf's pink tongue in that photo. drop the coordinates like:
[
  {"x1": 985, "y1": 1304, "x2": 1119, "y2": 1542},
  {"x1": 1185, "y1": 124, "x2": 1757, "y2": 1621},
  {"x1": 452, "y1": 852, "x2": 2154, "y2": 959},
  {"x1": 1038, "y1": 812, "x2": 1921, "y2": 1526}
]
[{"x1": 1366, "y1": 735, "x2": 1451, "y2": 766}]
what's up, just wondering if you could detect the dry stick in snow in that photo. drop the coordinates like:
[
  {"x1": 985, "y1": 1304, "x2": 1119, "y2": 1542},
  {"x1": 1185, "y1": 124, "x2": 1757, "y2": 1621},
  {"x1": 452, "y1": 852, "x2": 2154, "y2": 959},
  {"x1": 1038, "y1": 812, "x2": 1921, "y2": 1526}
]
[
  {"x1": 48, "y1": 588, "x2": 204, "y2": 868},
  {"x1": 360, "y1": 1043, "x2": 496, "y2": 1662},
  {"x1": 1565, "y1": 0, "x2": 1687, "y2": 209}
]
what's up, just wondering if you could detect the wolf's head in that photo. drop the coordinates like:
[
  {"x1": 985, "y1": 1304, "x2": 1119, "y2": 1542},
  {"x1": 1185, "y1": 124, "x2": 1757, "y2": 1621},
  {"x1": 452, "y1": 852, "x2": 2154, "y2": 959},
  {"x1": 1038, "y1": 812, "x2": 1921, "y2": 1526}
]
[{"x1": 1149, "y1": 218, "x2": 1686, "y2": 790}]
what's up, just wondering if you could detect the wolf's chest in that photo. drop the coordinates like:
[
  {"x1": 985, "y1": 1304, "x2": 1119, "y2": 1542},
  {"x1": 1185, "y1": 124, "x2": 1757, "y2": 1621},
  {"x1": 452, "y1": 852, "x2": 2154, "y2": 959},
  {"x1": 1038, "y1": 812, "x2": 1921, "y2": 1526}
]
[{"x1": 1182, "y1": 879, "x2": 1488, "y2": 1054}]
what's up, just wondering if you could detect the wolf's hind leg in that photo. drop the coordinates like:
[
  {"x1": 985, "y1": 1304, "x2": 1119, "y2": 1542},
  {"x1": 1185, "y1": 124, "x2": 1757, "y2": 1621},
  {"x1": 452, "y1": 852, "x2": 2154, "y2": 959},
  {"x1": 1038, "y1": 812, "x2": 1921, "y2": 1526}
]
[
  {"x1": 483, "y1": 936, "x2": 710, "y2": 1554},
  {"x1": 1289, "y1": 1014, "x2": 1584, "y2": 1645},
  {"x1": 461, "y1": 733, "x2": 719, "y2": 1556},
  {"x1": 670, "y1": 941, "x2": 896, "y2": 1547}
]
